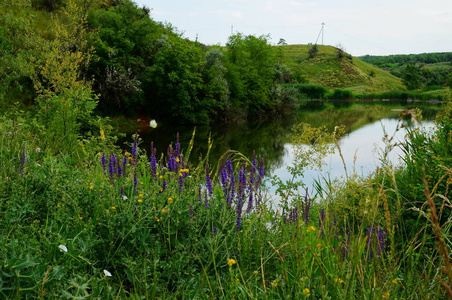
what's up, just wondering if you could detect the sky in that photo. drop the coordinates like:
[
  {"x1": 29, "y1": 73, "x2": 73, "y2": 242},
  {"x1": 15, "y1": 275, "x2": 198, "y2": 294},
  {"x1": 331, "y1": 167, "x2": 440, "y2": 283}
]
[{"x1": 133, "y1": 0, "x2": 452, "y2": 56}]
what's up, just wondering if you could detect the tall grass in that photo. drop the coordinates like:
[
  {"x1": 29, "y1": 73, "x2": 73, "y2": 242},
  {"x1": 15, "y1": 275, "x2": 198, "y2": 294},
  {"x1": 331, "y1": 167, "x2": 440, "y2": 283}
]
[{"x1": 1, "y1": 106, "x2": 452, "y2": 298}]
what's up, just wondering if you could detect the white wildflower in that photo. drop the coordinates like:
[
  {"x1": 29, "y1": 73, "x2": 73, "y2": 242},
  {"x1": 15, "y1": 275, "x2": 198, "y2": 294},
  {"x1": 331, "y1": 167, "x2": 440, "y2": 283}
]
[
  {"x1": 122, "y1": 195, "x2": 128, "y2": 200},
  {"x1": 58, "y1": 245, "x2": 68, "y2": 252},
  {"x1": 103, "y1": 269, "x2": 112, "y2": 277},
  {"x1": 150, "y1": 120, "x2": 157, "y2": 128}
]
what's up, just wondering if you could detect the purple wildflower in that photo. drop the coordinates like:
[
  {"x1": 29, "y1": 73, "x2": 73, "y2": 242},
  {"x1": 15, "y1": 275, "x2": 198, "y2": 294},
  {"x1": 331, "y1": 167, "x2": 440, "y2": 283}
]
[
  {"x1": 150, "y1": 142, "x2": 157, "y2": 178},
  {"x1": 133, "y1": 173, "x2": 138, "y2": 193},
  {"x1": 108, "y1": 153, "x2": 117, "y2": 179},
  {"x1": 101, "y1": 152, "x2": 107, "y2": 173},
  {"x1": 366, "y1": 226, "x2": 387, "y2": 259},
  {"x1": 205, "y1": 163, "x2": 213, "y2": 196},
  {"x1": 131, "y1": 133, "x2": 138, "y2": 165},
  {"x1": 236, "y1": 165, "x2": 247, "y2": 230},
  {"x1": 122, "y1": 154, "x2": 127, "y2": 176},
  {"x1": 213, "y1": 227, "x2": 217, "y2": 235}
]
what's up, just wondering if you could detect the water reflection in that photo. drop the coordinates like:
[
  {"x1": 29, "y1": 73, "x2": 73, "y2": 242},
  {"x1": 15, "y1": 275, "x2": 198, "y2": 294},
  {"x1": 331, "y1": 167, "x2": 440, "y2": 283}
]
[{"x1": 118, "y1": 101, "x2": 443, "y2": 189}]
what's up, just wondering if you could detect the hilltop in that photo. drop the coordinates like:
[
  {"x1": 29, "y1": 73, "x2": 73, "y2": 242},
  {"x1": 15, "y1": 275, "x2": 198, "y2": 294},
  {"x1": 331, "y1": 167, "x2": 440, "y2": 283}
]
[{"x1": 278, "y1": 44, "x2": 405, "y2": 92}]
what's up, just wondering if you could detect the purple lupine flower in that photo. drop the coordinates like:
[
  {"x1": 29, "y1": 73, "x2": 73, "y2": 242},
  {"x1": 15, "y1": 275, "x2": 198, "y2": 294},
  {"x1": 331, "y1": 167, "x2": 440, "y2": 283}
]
[
  {"x1": 220, "y1": 162, "x2": 229, "y2": 198},
  {"x1": 120, "y1": 186, "x2": 124, "y2": 196},
  {"x1": 303, "y1": 188, "x2": 311, "y2": 225},
  {"x1": 226, "y1": 157, "x2": 235, "y2": 206},
  {"x1": 366, "y1": 226, "x2": 387, "y2": 259},
  {"x1": 150, "y1": 142, "x2": 157, "y2": 178},
  {"x1": 376, "y1": 226, "x2": 388, "y2": 254},
  {"x1": 189, "y1": 204, "x2": 193, "y2": 218},
  {"x1": 205, "y1": 163, "x2": 213, "y2": 196},
  {"x1": 236, "y1": 165, "x2": 247, "y2": 230},
  {"x1": 109, "y1": 153, "x2": 117, "y2": 179},
  {"x1": 292, "y1": 207, "x2": 298, "y2": 223},
  {"x1": 213, "y1": 227, "x2": 217, "y2": 235},
  {"x1": 131, "y1": 133, "x2": 138, "y2": 165},
  {"x1": 117, "y1": 164, "x2": 122, "y2": 178},
  {"x1": 101, "y1": 152, "x2": 107, "y2": 173},
  {"x1": 122, "y1": 154, "x2": 127, "y2": 176},
  {"x1": 175, "y1": 133, "x2": 181, "y2": 161},
  {"x1": 133, "y1": 173, "x2": 138, "y2": 193}
]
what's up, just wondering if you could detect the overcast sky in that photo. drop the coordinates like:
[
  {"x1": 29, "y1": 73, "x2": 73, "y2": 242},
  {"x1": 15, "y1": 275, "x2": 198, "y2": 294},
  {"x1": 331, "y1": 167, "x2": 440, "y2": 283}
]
[{"x1": 134, "y1": 0, "x2": 452, "y2": 56}]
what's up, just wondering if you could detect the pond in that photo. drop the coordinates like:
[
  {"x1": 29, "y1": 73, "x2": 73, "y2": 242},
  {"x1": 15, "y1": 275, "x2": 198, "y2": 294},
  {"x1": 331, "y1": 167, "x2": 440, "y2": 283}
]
[{"x1": 118, "y1": 100, "x2": 444, "y2": 196}]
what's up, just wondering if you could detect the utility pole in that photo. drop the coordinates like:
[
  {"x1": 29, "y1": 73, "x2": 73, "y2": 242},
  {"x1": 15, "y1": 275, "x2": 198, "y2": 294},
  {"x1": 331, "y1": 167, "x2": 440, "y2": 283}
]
[{"x1": 315, "y1": 22, "x2": 325, "y2": 45}]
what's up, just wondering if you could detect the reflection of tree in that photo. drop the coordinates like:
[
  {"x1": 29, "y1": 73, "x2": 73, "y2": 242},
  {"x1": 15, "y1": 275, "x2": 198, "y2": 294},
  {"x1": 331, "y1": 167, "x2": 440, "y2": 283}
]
[{"x1": 117, "y1": 101, "x2": 442, "y2": 177}]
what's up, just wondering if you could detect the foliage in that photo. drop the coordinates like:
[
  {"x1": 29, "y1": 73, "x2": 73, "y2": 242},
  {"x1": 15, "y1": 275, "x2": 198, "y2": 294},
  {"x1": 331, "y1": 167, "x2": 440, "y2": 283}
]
[
  {"x1": 327, "y1": 88, "x2": 354, "y2": 100},
  {"x1": 0, "y1": 0, "x2": 37, "y2": 108},
  {"x1": 290, "y1": 83, "x2": 328, "y2": 99},
  {"x1": 224, "y1": 33, "x2": 278, "y2": 115},
  {"x1": 2, "y1": 100, "x2": 452, "y2": 298}
]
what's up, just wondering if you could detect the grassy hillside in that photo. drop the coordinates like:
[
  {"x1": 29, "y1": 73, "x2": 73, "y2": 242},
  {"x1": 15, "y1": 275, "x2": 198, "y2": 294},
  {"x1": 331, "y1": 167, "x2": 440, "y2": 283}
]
[{"x1": 278, "y1": 44, "x2": 405, "y2": 92}]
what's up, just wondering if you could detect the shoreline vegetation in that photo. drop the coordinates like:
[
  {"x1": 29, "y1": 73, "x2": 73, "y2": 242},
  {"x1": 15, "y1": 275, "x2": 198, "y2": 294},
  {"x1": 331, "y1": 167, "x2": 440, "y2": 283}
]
[{"x1": 1, "y1": 0, "x2": 452, "y2": 298}]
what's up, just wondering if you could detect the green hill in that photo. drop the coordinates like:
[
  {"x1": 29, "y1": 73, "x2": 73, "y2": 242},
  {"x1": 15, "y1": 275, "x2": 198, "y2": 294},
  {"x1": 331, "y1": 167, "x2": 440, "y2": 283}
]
[{"x1": 278, "y1": 44, "x2": 405, "y2": 92}]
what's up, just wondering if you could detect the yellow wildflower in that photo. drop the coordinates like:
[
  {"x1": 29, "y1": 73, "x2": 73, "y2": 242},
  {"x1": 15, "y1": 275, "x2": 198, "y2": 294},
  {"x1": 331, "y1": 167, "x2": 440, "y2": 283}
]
[
  {"x1": 138, "y1": 199, "x2": 143, "y2": 203},
  {"x1": 139, "y1": 193, "x2": 143, "y2": 198},
  {"x1": 155, "y1": 217, "x2": 160, "y2": 222},
  {"x1": 302, "y1": 288, "x2": 310, "y2": 296},
  {"x1": 392, "y1": 278, "x2": 399, "y2": 284},
  {"x1": 111, "y1": 206, "x2": 116, "y2": 210},
  {"x1": 176, "y1": 157, "x2": 180, "y2": 163},
  {"x1": 168, "y1": 197, "x2": 173, "y2": 204},
  {"x1": 382, "y1": 292, "x2": 390, "y2": 299},
  {"x1": 100, "y1": 129, "x2": 105, "y2": 140},
  {"x1": 307, "y1": 226, "x2": 316, "y2": 233},
  {"x1": 335, "y1": 278, "x2": 344, "y2": 284},
  {"x1": 227, "y1": 259, "x2": 237, "y2": 266},
  {"x1": 89, "y1": 185, "x2": 94, "y2": 190}
]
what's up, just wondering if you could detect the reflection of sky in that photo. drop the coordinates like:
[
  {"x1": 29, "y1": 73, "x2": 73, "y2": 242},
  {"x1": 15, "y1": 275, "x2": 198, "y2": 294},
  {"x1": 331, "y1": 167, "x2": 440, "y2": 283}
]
[{"x1": 269, "y1": 118, "x2": 435, "y2": 197}]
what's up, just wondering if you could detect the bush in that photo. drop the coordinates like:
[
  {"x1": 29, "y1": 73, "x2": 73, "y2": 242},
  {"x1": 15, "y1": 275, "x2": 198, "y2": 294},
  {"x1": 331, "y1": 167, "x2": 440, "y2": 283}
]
[
  {"x1": 290, "y1": 84, "x2": 329, "y2": 99},
  {"x1": 327, "y1": 88, "x2": 354, "y2": 100}
]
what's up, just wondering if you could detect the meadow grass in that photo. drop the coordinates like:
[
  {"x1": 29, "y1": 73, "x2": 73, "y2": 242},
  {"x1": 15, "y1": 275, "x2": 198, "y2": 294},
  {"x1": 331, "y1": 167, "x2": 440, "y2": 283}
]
[{"x1": 1, "y1": 106, "x2": 452, "y2": 299}]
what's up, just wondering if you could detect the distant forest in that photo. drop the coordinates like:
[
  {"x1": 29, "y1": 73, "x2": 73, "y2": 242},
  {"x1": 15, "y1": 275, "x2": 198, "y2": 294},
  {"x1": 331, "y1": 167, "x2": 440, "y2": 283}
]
[{"x1": 361, "y1": 53, "x2": 452, "y2": 90}]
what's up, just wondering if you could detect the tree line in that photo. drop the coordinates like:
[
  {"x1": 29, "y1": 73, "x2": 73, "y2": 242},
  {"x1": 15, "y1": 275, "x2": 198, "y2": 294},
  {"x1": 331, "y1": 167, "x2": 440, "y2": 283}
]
[
  {"x1": 1, "y1": 0, "x2": 295, "y2": 125},
  {"x1": 361, "y1": 53, "x2": 452, "y2": 90}
]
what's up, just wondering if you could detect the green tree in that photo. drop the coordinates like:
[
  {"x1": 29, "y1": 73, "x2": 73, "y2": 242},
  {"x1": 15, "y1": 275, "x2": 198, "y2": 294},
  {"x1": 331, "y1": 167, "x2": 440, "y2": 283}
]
[
  {"x1": 87, "y1": 0, "x2": 167, "y2": 112},
  {"x1": 225, "y1": 33, "x2": 277, "y2": 115},
  {"x1": 0, "y1": 0, "x2": 37, "y2": 107},
  {"x1": 148, "y1": 36, "x2": 224, "y2": 124},
  {"x1": 401, "y1": 64, "x2": 422, "y2": 90},
  {"x1": 32, "y1": 0, "x2": 98, "y2": 151}
]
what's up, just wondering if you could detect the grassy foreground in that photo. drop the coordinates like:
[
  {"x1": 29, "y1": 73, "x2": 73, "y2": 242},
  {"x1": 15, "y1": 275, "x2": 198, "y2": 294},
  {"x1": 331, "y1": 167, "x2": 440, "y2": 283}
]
[{"x1": 1, "y1": 105, "x2": 452, "y2": 299}]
